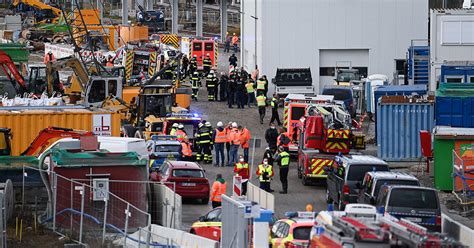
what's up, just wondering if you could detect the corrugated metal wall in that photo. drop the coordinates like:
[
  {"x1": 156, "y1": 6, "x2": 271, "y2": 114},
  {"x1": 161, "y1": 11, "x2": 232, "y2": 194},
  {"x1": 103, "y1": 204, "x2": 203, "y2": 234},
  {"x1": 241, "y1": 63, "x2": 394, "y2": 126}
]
[
  {"x1": 377, "y1": 102, "x2": 435, "y2": 161},
  {"x1": 0, "y1": 110, "x2": 121, "y2": 156},
  {"x1": 241, "y1": 0, "x2": 428, "y2": 93}
]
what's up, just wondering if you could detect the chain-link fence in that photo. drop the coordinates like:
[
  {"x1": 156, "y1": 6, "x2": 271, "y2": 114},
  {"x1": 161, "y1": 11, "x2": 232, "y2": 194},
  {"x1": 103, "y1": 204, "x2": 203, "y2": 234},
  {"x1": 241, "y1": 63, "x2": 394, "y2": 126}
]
[{"x1": 20, "y1": 166, "x2": 175, "y2": 247}]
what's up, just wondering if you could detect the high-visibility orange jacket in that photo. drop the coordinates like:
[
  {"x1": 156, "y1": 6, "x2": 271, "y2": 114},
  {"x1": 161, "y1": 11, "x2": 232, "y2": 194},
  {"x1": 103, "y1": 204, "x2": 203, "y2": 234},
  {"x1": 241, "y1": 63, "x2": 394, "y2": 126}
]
[
  {"x1": 214, "y1": 128, "x2": 227, "y2": 144},
  {"x1": 43, "y1": 53, "x2": 55, "y2": 64},
  {"x1": 181, "y1": 141, "x2": 192, "y2": 157},
  {"x1": 240, "y1": 128, "x2": 251, "y2": 149},
  {"x1": 210, "y1": 180, "x2": 226, "y2": 202},
  {"x1": 228, "y1": 128, "x2": 241, "y2": 145}
]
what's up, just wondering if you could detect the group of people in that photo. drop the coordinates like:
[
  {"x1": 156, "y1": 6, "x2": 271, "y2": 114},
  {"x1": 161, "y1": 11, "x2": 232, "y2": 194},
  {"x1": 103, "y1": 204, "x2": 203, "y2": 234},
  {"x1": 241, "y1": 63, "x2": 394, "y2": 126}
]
[{"x1": 224, "y1": 32, "x2": 240, "y2": 53}]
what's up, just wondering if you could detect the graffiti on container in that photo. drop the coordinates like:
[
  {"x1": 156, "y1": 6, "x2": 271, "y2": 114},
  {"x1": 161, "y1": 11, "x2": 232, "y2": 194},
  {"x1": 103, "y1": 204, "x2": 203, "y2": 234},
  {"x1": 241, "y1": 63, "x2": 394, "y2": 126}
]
[{"x1": 93, "y1": 114, "x2": 112, "y2": 136}]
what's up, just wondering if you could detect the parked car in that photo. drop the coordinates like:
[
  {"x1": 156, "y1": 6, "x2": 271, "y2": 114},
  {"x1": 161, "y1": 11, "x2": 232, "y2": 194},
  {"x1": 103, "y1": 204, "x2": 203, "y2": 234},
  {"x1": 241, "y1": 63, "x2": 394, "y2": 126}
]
[
  {"x1": 357, "y1": 171, "x2": 420, "y2": 205},
  {"x1": 375, "y1": 185, "x2": 441, "y2": 232},
  {"x1": 150, "y1": 161, "x2": 210, "y2": 203},
  {"x1": 191, "y1": 207, "x2": 277, "y2": 242},
  {"x1": 326, "y1": 155, "x2": 389, "y2": 210},
  {"x1": 146, "y1": 135, "x2": 182, "y2": 171},
  {"x1": 322, "y1": 86, "x2": 354, "y2": 116},
  {"x1": 271, "y1": 214, "x2": 314, "y2": 248}
]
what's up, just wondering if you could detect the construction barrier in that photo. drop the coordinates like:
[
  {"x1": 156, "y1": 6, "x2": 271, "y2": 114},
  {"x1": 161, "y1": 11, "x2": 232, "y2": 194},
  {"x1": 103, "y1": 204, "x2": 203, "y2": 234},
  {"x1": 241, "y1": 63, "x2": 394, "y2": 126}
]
[
  {"x1": 122, "y1": 224, "x2": 219, "y2": 248},
  {"x1": 247, "y1": 183, "x2": 275, "y2": 211},
  {"x1": 151, "y1": 183, "x2": 182, "y2": 230},
  {"x1": 442, "y1": 212, "x2": 474, "y2": 248}
]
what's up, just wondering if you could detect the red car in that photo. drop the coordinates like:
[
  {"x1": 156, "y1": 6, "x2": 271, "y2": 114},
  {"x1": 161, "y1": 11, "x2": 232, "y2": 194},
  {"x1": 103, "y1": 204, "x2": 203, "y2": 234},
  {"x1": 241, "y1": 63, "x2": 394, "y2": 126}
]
[{"x1": 150, "y1": 161, "x2": 210, "y2": 203}]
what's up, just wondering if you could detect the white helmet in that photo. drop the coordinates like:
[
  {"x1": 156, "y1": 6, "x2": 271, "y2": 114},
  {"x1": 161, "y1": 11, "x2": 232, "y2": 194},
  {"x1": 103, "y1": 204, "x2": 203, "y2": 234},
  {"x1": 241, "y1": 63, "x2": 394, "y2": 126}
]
[
  {"x1": 172, "y1": 123, "x2": 179, "y2": 128},
  {"x1": 217, "y1": 121, "x2": 223, "y2": 127},
  {"x1": 178, "y1": 124, "x2": 184, "y2": 129},
  {"x1": 210, "y1": 70, "x2": 214, "y2": 74},
  {"x1": 232, "y1": 122, "x2": 238, "y2": 128},
  {"x1": 205, "y1": 122, "x2": 211, "y2": 127},
  {"x1": 198, "y1": 123, "x2": 204, "y2": 128}
]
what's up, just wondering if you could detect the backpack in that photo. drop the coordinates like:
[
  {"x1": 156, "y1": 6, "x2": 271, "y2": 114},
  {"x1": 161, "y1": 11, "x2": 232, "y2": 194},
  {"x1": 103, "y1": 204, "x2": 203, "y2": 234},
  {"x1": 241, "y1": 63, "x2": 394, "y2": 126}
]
[{"x1": 280, "y1": 134, "x2": 290, "y2": 145}]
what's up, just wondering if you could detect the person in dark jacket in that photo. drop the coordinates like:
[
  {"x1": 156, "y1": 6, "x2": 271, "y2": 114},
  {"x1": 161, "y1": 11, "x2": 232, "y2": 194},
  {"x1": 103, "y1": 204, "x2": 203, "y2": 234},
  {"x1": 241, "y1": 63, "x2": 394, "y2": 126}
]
[
  {"x1": 227, "y1": 71, "x2": 236, "y2": 108},
  {"x1": 263, "y1": 75, "x2": 269, "y2": 97},
  {"x1": 181, "y1": 55, "x2": 189, "y2": 76},
  {"x1": 235, "y1": 76, "x2": 246, "y2": 109},
  {"x1": 265, "y1": 123, "x2": 279, "y2": 152},
  {"x1": 263, "y1": 147, "x2": 274, "y2": 166},
  {"x1": 229, "y1": 53, "x2": 238, "y2": 68},
  {"x1": 219, "y1": 72, "x2": 228, "y2": 102}
]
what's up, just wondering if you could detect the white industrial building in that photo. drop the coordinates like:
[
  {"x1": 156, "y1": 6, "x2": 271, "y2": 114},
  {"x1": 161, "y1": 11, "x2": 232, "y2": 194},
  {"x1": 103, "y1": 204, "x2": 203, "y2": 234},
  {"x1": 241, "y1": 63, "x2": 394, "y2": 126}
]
[
  {"x1": 430, "y1": 9, "x2": 474, "y2": 90},
  {"x1": 240, "y1": 0, "x2": 428, "y2": 93}
]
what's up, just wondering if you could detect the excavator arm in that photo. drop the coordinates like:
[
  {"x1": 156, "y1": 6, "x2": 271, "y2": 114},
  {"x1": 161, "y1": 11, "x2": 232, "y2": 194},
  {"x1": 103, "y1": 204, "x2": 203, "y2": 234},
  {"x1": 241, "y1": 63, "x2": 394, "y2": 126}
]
[
  {"x1": 0, "y1": 50, "x2": 27, "y2": 91},
  {"x1": 12, "y1": 0, "x2": 61, "y2": 17},
  {"x1": 20, "y1": 126, "x2": 94, "y2": 156},
  {"x1": 46, "y1": 56, "x2": 90, "y2": 95}
]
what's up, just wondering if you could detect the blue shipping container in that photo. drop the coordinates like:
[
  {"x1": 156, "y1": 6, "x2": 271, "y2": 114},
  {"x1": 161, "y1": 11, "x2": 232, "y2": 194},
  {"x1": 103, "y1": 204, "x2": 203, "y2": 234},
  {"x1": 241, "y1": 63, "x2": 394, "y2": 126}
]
[
  {"x1": 377, "y1": 102, "x2": 435, "y2": 161},
  {"x1": 436, "y1": 96, "x2": 474, "y2": 127},
  {"x1": 374, "y1": 85, "x2": 428, "y2": 115},
  {"x1": 440, "y1": 65, "x2": 474, "y2": 84}
]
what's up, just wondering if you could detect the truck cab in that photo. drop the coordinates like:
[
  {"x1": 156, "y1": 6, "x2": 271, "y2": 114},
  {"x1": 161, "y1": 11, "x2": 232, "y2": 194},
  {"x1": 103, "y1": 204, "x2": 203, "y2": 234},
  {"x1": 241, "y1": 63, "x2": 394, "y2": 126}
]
[
  {"x1": 272, "y1": 68, "x2": 314, "y2": 97},
  {"x1": 326, "y1": 155, "x2": 389, "y2": 210},
  {"x1": 334, "y1": 69, "x2": 360, "y2": 86}
]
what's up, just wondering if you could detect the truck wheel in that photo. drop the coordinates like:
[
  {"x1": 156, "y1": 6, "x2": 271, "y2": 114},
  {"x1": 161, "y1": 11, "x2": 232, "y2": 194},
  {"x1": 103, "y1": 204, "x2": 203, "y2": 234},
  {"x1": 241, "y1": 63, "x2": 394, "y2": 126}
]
[
  {"x1": 326, "y1": 188, "x2": 333, "y2": 204},
  {"x1": 302, "y1": 176, "x2": 309, "y2": 186}
]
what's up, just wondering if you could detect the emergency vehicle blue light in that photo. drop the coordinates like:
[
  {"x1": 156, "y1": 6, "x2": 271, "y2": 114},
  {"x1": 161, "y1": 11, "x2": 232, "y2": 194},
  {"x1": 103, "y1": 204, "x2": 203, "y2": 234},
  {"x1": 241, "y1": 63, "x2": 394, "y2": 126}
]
[{"x1": 193, "y1": 113, "x2": 199, "y2": 118}]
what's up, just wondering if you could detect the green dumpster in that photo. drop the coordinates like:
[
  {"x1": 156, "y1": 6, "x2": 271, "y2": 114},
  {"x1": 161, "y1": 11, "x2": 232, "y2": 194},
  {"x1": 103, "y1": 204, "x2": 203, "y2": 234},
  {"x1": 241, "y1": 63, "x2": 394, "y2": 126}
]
[
  {"x1": 434, "y1": 126, "x2": 474, "y2": 190},
  {"x1": 0, "y1": 43, "x2": 29, "y2": 63}
]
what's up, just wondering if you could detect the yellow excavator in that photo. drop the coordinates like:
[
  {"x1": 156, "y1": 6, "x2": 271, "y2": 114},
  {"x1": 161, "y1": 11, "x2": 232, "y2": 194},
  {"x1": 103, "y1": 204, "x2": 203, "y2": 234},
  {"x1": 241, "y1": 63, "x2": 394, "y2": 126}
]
[{"x1": 11, "y1": 0, "x2": 62, "y2": 24}]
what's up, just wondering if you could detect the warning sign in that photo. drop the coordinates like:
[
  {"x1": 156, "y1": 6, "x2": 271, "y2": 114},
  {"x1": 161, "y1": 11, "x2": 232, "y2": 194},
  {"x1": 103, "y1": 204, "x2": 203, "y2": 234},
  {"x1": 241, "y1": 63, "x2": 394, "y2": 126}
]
[{"x1": 93, "y1": 114, "x2": 112, "y2": 136}]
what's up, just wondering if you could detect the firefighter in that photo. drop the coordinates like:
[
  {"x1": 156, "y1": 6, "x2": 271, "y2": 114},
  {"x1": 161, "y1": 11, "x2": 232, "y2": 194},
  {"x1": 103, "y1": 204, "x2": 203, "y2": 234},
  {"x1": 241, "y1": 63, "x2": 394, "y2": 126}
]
[
  {"x1": 206, "y1": 70, "x2": 217, "y2": 101},
  {"x1": 190, "y1": 55, "x2": 198, "y2": 76},
  {"x1": 170, "y1": 123, "x2": 179, "y2": 136},
  {"x1": 256, "y1": 93, "x2": 267, "y2": 124},
  {"x1": 256, "y1": 158, "x2": 274, "y2": 193},
  {"x1": 43, "y1": 51, "x2": 55, "y2": 64},
  {"x1": 213, "y1": 121, "x2": 227, "y2": 167},
  {"x1": 204, "y1": 121, "x2": 214, "y2": 164},
  {"x1": 227, "y1": 70, "x2": 236, "y2": 108},
  {"x1": 180, "y1": 138, "x2": 193, "y2": 161},
  {"x1": 210, "y1": 174, "x2": 227, "y2": 208},
  {"x1": 228, "y1": 122, "x2": 240, "y2": 166},
  {"x1": 256, "y1": 77, "x2": 266, "y2": 96},
  {"x1": 191, "y1": 72, "x2": 200, "y2": 101},
  {"x1": 164, "y1": 62, "x2": 174, "y2": 79},
  {"x1": 234, "y1": 155, "x2": 249, "y2": 195},
  {"x1": 270, "y1": 93, "x2": 282, "y2": 126},
  {"x1": 229, "y1": 53, "x2": 238, "y2": 68},
  {"x1": 245, "y1": 80, "x2": 256, "y2": 108},
  {"x1": 175, "y1": 124, "x2": 187, "y2": 142},
  {"x1": 203, "y1": 54, "x2": 212, "y2": 76},
  {"x1": 274, "y1": 146, "x2": 290, "y2": 194},
  {"x1": 196, "y1": 122, "x2": 212, "y2": 163}
]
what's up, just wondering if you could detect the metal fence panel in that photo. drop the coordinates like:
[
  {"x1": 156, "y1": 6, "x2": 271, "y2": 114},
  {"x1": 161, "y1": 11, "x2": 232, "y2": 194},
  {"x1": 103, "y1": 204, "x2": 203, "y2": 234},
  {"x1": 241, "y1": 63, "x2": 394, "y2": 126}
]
[
  {"x1": 221, "y1": 195, "x2": 248, "y2": 248},
  {"x1": 246, "y1": 183, "x2": 274, "y2": 211}
]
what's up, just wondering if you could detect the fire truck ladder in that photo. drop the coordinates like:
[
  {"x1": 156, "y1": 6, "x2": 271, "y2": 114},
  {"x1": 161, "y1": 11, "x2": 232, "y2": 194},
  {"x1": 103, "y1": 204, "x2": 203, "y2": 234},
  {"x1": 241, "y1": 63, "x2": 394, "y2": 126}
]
[{"x1": 380, "y1": 217, "x2": 461, "y2": 247}]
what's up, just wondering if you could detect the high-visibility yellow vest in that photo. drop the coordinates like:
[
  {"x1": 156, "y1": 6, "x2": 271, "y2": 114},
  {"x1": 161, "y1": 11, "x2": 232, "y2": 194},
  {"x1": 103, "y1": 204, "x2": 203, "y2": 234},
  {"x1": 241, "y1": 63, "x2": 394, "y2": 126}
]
[
  {"x1": 245, "y1": 83, "x2": 254, "y2": 93},
  {"x1": 271, "y1": 97, "x2": 278, "y2": 108},
  {"x1": 257, "y1": 164, "x2": 273, "y2": 182},
  {"x1": 256, "y1": 95, "x2": 266, "y2": 107},
  {"x1": 280, "y1": 151, "x2": 290, "y2": 167},
  {"x1": 257, "y1": 80, "x2": 266, "y2": 90}
]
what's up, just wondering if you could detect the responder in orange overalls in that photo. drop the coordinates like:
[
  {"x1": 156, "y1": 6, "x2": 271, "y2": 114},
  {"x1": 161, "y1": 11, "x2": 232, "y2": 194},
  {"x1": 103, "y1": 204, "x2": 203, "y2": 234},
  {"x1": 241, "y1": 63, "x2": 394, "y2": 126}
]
[
  {"x1": 175, "y1": 124, "x2": 187, "y2": 142},
  {"x1": 228, "y1": 122, "x2": 241, "y2": 166},
  {"x1": 210, "y1": 174, "x2": 226, "y2": 208},
  {"x1": 239, "y1": 125, "x2": 251, "y2": 162},
  {"x1": 277, "y1": 128, "x2": 290, "y2": 152},
  {"x1": 181, "y1": 138, "x2": 193, "y2": 161},
  {"x1": 43, "y1": 51, "x2": 55, "y2": 64}
]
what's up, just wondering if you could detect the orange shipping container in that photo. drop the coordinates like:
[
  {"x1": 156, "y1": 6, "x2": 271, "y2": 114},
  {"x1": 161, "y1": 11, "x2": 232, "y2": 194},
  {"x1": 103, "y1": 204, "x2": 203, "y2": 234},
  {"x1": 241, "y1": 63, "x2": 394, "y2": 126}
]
[
  {"x1": 0, "y1": 109, "x2": 121, "y2": 156},
  {"x1": 119, "y1": 26, "x2": 149, "y2": 47}
]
